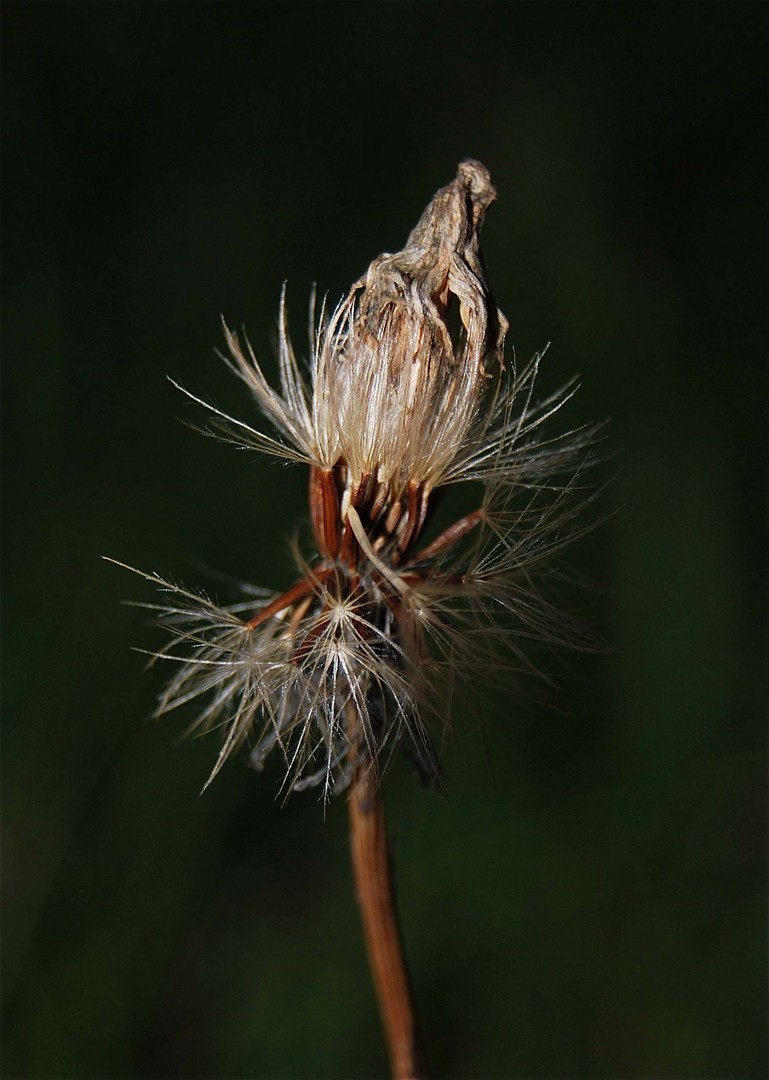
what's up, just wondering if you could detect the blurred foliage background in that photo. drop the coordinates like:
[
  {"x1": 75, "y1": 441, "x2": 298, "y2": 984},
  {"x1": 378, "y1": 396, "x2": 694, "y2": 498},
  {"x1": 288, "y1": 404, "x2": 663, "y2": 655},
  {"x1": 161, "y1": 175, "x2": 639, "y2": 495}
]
[{"x1": 2, "y1": 4, "x2": 766, "y2": 1078}]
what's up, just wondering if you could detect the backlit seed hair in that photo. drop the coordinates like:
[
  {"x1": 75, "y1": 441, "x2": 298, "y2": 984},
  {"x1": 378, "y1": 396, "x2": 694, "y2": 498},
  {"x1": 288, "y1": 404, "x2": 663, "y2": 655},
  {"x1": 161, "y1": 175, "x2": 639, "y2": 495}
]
[{"x1": 116, "y1": 161, "x2": 604, "y2": 799}]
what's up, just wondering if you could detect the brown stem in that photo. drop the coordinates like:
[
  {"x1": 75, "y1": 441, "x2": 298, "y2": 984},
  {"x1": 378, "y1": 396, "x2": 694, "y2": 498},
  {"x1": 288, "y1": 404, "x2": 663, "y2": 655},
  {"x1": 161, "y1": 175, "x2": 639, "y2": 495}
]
[
  {"x1": 348, "y1": 764, "x2": 427, "y2": 1079},
  {"x1": 244, "y1": 568, "x2": 332, "y2": 630}
]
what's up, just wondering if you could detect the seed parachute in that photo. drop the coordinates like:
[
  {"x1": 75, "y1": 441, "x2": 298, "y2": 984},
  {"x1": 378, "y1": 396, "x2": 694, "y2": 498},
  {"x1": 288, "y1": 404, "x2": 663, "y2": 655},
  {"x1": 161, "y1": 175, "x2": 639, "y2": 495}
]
[{"x1": 113, "y1": 161, "x2": 604, "y2": 799}]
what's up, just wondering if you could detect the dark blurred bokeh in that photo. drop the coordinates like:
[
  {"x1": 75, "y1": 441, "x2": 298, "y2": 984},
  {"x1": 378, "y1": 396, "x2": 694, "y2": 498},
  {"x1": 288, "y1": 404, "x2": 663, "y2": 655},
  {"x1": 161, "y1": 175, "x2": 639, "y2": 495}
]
[{"x1": 2, "y1": 4, "x2": 766, "y2": 1078}]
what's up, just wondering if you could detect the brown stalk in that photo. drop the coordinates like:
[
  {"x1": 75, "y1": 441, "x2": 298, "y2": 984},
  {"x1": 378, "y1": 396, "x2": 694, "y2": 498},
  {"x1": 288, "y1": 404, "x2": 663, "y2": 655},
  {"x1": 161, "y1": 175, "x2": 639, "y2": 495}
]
[{"x1": 347, "y1": 731, "x2": 427, "y2": 1079}]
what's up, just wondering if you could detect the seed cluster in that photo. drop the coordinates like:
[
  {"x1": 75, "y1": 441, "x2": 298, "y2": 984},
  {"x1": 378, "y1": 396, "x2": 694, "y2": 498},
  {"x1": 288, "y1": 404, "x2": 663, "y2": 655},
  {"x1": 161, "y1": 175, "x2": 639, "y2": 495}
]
[{"x1": 121, "y1": 162, "x2": 603, "y2": 798}]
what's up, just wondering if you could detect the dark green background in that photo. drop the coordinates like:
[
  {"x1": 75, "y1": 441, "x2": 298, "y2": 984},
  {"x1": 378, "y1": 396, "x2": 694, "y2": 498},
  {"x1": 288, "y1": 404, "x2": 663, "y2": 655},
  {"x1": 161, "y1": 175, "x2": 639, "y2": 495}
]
[{"x1": 2, "y1": 4, "x2": 766, "y2": 1078}]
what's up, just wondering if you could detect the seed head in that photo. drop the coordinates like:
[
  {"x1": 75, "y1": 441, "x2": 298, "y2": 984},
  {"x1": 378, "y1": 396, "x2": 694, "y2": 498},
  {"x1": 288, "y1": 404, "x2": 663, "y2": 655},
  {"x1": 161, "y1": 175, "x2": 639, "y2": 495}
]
[{"x1": 117, "y1": 161, "x2": 604, "y2": 799}]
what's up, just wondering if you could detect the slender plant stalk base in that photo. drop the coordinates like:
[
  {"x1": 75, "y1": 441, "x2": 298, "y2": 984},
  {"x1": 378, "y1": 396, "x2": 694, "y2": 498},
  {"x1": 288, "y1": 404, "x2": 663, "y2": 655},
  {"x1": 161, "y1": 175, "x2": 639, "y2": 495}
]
[{"x1": 348, "y1": 767, "x2": 427, "y2": 1079}]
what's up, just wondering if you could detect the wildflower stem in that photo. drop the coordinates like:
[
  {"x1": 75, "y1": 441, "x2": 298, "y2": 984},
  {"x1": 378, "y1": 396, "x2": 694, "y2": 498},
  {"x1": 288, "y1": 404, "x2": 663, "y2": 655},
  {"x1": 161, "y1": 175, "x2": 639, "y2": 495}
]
[{"x1": 348, "y1": 763, "x2": 426, "y2": 1079}]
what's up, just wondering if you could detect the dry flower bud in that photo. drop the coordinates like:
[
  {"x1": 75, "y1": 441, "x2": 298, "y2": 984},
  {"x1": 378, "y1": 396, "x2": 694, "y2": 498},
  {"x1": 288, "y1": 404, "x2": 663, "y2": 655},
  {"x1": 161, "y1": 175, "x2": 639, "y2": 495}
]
[
  {"x1": 309, "y1": 160, "x2": 509, "y2": 564},
  {"x1": 114, "y1": 161, "x2": 604, "y2": 798}
]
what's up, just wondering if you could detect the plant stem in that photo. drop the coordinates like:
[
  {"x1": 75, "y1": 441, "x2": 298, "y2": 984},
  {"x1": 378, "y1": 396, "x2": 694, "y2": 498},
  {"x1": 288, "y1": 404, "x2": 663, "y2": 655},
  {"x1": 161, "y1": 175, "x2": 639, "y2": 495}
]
[{"x1": 348, "y1": 764, "x2": 427, "y2": 1079}]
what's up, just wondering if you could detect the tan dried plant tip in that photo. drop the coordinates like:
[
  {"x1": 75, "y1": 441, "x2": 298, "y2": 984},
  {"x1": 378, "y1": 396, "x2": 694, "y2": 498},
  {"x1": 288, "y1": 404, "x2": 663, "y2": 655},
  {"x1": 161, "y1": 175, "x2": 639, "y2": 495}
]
[{"x1": 115, "y1": 161, "x2": 604, "y2": 798}]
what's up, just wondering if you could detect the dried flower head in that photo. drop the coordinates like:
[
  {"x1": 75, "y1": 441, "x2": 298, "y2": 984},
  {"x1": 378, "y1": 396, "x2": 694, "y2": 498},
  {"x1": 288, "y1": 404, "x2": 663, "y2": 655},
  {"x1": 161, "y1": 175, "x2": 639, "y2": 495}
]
[{"x1": 116, "y1": 161, "x2": 603, "y2": 799}]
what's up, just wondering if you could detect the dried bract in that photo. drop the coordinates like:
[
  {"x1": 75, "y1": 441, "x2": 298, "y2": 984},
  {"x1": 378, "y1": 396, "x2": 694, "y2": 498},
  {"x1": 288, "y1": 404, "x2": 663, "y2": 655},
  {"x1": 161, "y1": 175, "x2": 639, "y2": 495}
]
[{"x1": 121, "y1": 161, "x2": 603, "y2": 798}]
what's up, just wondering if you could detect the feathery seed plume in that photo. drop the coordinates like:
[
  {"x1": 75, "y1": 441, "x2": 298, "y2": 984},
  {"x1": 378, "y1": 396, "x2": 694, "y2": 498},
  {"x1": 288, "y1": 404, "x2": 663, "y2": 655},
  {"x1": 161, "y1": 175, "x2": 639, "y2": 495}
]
[{"x1": 117, "y1": 161, "x2": 602, "y2": 799}]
